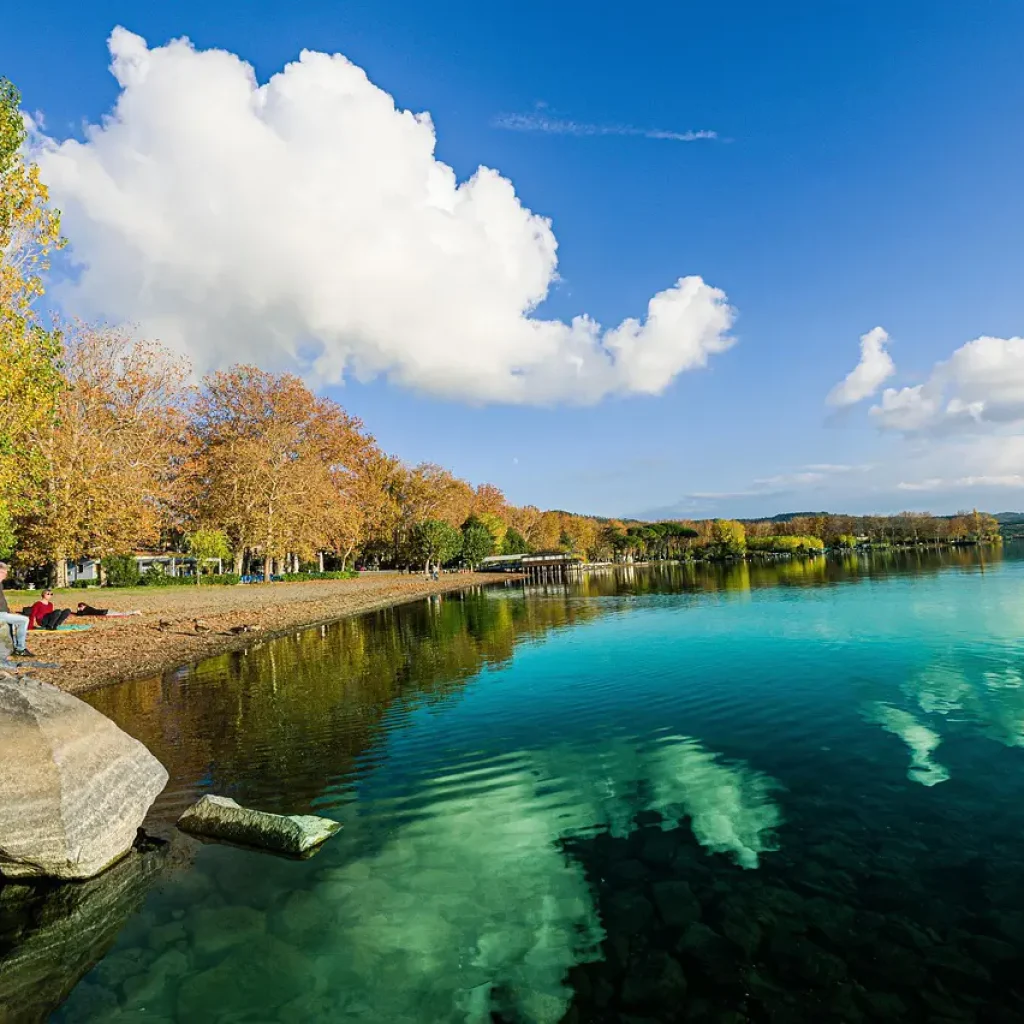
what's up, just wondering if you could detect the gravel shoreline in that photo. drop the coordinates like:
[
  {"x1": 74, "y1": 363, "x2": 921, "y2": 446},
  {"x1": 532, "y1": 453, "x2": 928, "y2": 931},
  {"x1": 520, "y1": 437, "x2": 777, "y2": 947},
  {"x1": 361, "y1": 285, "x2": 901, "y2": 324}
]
[{"x1": 9, "y1": 573, "x2": 512, "y2": 694}]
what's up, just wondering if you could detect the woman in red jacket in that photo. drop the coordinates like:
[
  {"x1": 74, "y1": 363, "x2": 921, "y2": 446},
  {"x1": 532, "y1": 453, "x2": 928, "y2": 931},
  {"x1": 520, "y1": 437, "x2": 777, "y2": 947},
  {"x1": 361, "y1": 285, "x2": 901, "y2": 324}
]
[{"x1": 28, "y1": 591, "x2": 72, "y2": 631}]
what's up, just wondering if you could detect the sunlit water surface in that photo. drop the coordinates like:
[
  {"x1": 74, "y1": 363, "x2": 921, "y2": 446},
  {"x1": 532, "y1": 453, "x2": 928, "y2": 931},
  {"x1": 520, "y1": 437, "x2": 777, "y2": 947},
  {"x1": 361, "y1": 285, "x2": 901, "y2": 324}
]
[{"x1": 23, "y1": 549, "x2": 1024, "y2": 1021}]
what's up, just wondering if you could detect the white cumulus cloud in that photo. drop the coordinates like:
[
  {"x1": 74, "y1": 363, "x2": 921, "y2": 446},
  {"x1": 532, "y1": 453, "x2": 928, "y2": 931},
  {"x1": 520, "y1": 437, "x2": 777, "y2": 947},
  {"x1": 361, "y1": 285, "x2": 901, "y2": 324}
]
[
  {"x1": 871, "y1": 335, "x2": 1024, "y2": 433},
  {"x1": 34, "y1": 28, "x2": 735, "y2": 405},
  {"x1": 826, "y1": 326, "x2": 895, "y2": 407}
]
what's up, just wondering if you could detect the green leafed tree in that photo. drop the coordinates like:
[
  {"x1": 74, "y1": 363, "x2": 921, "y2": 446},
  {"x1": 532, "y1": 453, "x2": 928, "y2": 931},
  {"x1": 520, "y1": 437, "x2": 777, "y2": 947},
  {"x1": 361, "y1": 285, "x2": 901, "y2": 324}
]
[
  {"x1": 186, "y1": 528, "x2": 232, "y2": 583},
  {"x1": 460, "y1": 520, "x2": 494, "y2": 568},
  {"x1": 711, "y1": 519, "x2": 747, "y2": 557},
  {"x1": 501, "y1": 527, "x2": 528, "y2": 555},
  {"x1": 413, "y1": 519, "x2": 462, "y2": 573}
]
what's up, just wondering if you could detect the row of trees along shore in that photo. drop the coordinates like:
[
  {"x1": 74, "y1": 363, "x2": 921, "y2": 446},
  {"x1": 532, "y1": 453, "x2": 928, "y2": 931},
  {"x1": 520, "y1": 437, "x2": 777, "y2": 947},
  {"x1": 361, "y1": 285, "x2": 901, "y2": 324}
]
[{"x1": 0, "y1": 78, "x2": 1004, "y2": 585}]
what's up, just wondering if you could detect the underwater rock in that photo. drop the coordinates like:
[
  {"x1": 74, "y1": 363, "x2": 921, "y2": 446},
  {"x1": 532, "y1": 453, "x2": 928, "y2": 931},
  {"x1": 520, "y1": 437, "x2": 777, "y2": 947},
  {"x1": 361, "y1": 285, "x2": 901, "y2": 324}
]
[
  {"x1": 619, "y1": 950, "x2": 687, "y2": 1010},
  {"x1": 675, "y1": 922, "x2": 738, "y2": 986},
  {"x1": 604, "y1": 889, "x2": 655, "y2": 936},
  {"x1": 719, "y1": 912, "x2": 762, "y2": 957},
  {"x1": 638, "y1": 830, "x2": 677, "y2": 868},
  {"x1": 176, "y1": 935, "x2": 317, "y2": 1019},
  {"x1": 176, "y1": 795, "x2": 341, "y2": 856},
  {"x1": 0, "y1": 678, "x2": 168, "y2": 880},
  {"x1": 608, "y1": 858, "x2": 649, "y2": 885},
  {"x1": 769, "y1": 933, "x2": 847, "y2": 987},
  {"x1": 190, "y1": 905, "x2": 266, "y2": 957},
  {"x1": 856, "y1": 989, "x2": 908, "y2": 1018},
  {"x1": 275, "y1": 888, "x2": 337, "y2": 939},
  {"x1": 968, "y1": 933, "x2": 1017, "y2": 964},
  {"x1": 650, "y1": 880, "x2": 701, "y2": 929}
]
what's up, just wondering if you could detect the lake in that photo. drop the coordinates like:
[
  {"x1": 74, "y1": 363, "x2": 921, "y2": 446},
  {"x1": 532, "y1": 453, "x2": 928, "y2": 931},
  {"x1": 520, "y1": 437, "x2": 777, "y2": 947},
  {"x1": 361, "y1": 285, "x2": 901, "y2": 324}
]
[{"x1": 14, "y1": 547, "x2": 1024, "y2": 1022}]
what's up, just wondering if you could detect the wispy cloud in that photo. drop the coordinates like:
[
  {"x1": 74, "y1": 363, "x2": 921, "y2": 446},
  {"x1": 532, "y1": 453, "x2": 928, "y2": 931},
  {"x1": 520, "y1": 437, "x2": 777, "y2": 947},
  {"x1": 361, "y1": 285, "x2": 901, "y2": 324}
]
[
  {"x1": 493, "y1": 112, "x2": 718, "y2": 143},
  {"x1": 898, "y1": 475, "x2": 1024, "y2": 492},
  {"x1": 644, "y1": 464, "x2": 875, "y2": 516}
]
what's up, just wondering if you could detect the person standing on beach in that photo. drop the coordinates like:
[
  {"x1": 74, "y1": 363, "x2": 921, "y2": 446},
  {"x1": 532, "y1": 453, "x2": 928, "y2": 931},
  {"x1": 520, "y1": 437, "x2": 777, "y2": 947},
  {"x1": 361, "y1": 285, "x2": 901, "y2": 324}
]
[{"x1": 0, "y1": 562, "x2": 33, "y2": 657}]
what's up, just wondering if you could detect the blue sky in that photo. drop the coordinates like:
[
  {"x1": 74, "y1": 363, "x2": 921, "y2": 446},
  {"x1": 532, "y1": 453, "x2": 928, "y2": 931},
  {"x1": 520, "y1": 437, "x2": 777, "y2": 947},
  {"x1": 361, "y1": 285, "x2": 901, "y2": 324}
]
[{"x1": 5, "y1": 1, "x2": 1024, "y2": 518}]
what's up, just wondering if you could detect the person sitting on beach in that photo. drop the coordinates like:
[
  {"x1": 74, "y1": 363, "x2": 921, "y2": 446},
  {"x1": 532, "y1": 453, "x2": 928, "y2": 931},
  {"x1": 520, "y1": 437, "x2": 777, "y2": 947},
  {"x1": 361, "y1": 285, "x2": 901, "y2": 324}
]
[
  {"x1": 28, "y1": 590, "x2": 72, "y2": 631},
  {"x1": 75, "y1": 602, "x2": 142, "y2": 618},
  {"x1": 0, "y1": 561, "x2": 33, "y2": 657}
]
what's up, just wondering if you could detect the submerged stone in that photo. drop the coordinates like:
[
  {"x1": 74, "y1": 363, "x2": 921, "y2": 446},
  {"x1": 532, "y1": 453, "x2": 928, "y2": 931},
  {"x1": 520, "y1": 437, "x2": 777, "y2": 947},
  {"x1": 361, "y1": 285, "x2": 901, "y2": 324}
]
[
  {"x1": 176, "y1": 935, "x2": 316, "y2": 1019},
  {"x1": 604, "y1": 889, "x2": 655, "y2": 935},
  {"x1": 676, "y1": 922, "x2": 739, "y2": 986},
  {"x1": 651, "y1": 880, "x2": 701, "y2": 929},
  {"x1": 768, "y1": 933, "x2": 847, "y2": 987},
  {"x1": 190, "y1": 904, "x2": 266, "y2": 956},
  {"x1": 176, "y1": 795, "x2": 341, "y2": 856},
  {"x1": 619, "y1": 950, "x2": 687, "y2": 1009}
]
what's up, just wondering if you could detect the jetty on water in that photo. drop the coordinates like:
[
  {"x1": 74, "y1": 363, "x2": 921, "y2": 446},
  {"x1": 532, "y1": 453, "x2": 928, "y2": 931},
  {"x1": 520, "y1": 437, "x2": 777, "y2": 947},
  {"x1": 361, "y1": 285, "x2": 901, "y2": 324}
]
[{"x1": 478, "y1": 552, "x2": 593, "y2": 582}]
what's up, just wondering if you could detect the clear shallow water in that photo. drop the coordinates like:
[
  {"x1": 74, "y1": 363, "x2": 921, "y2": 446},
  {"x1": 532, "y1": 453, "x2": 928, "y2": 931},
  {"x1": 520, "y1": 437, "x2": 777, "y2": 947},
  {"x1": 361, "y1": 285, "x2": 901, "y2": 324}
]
[{"x1": 16, "y1": 548, "x2": 1024, "y2": 1021}]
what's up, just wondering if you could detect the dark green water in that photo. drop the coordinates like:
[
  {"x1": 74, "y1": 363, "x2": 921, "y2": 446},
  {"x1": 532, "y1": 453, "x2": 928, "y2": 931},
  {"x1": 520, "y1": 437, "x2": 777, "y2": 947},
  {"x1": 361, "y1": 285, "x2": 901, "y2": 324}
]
[{"x1": 9, "y1": 547, "x2": 1024, "y2": 1022}]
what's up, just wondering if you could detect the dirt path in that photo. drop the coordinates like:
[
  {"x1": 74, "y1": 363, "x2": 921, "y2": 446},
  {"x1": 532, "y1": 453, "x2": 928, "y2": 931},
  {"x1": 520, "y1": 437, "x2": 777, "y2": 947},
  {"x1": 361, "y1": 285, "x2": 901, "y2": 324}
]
[{"x1": 8, "y1": 573, "x2": 511, "y2": 694}]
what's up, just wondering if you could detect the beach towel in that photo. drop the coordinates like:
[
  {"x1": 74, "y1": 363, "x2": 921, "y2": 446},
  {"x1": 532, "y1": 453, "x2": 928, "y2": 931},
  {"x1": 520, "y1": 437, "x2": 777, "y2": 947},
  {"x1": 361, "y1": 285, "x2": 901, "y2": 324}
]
[{"x1": 38, "y1": 623, "x2": 93, "y2": 635}]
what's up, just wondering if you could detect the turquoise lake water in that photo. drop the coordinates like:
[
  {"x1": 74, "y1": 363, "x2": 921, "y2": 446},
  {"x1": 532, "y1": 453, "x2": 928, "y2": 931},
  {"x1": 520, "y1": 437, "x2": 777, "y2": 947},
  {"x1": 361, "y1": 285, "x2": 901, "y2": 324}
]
[{"x1": 16, "y1": 548, "x2": 1024, "y2": 1021}]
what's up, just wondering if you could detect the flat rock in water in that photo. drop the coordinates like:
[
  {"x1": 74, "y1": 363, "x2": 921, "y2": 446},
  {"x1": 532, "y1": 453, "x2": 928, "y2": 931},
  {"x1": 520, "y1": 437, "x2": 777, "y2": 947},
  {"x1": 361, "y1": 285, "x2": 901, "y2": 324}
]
[
  {"x1": 176, "y1": 795, "x2": 341, "y2": 856},
  {"x1": 0, "y1": 678, "x2": 168, "y2": 881}
]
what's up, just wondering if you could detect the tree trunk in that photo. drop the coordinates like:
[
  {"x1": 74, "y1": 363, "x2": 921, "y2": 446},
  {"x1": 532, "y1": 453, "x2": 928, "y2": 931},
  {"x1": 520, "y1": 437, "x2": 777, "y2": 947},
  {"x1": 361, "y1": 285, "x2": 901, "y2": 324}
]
[
  {"x1": 263, "y1": 554, "x2": 272, "y2": 581},
  {"x1": 317, "y1": 551, "x2": 325, "y2": 573},
  {"x1": 54, "y1": 559, "x2": 68, "y2": 589},
  {"x1": 342, "y1": 543, "x2": 354, "y2": 571},
  {"x1": 233, "y1": 551, "x2": 244, "y2": 576}
]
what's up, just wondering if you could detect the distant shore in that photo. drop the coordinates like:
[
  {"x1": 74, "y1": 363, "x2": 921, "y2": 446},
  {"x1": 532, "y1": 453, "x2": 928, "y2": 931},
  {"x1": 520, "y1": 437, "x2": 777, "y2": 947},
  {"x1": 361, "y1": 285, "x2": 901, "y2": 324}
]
[{"x1": 6, "y1": 573, "x2": 511, "y2": 695}]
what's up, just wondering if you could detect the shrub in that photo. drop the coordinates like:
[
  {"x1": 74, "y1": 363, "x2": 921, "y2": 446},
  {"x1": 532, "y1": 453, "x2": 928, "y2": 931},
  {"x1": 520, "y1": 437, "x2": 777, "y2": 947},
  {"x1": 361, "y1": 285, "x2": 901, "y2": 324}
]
[
  {"x1": 747, "y1": 535, "x2": 825, "y2": 554},
  {"x1": 101, "y1": 554, "x2": 142, "y2": 587},
  {"x1": 207, "y1": 573, "x2": 242, "y2": 586},
  {"x1": 279, "y1": 570, "x2": 357, "y2": 582},
  {"x1": 140, "y1": 568, "x2": 241, "y2": 587},
  {"x1": 140, "y1": 566, "x2": 194, "y2": 586}
]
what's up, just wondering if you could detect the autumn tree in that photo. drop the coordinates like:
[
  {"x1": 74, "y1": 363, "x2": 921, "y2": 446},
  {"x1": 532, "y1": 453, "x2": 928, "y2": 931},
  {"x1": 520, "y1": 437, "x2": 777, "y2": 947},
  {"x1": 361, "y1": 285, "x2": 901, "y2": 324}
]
[
  {"x1": 0, "y1": 78, "x2": 65, "y2": 556},
  {"x1": 17, "y1": 326, "x2": 189, "y2": 584},
  {"x1": 185, "y1": 367, "x2": 373, "y2": 578},
  {"x1": 324, "y1": 447, "x2": 399, "y2": 570},
  {"x1": 532, "y1": 511, "x2": 563, "y2": 552},
  {"x1": 560, "y1": 515, "x2": 599, "y2": 559},
  {"x1": 506, "y1": 505, "x2": 542, "y2": 548},
  {"x1": 472, "y1": 483, "x2": 507, "y2": 518}
]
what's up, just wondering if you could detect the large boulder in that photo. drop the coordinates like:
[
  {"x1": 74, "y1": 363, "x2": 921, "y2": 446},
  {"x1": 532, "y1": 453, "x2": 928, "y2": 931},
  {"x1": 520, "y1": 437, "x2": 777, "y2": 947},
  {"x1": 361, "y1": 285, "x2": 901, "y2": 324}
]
[
  {"x1": 177, "y1": 795, "x2": 341, "y2": 855},
  {"x1": 0, "y1": 678, "x2": 168, "y2": 880}
]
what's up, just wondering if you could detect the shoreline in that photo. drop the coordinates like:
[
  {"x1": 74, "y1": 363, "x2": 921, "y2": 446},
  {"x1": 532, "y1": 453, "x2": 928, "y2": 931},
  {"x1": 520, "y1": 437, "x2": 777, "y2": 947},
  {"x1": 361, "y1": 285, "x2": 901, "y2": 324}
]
[{"x1": 7, "y1": 573, "x2": 516, "y2": 695}]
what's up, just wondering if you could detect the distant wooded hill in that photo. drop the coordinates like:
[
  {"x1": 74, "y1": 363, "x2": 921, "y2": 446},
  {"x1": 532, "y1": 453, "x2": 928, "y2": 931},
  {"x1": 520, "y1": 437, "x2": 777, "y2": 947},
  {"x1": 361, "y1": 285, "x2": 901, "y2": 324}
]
[
  {"x1": 748, "y1": 511, "x2": 1024, "y2": 538},
  {"x1": 993, "y1": 512, "x2": 1024, "y2": 538}
]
